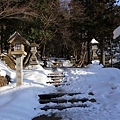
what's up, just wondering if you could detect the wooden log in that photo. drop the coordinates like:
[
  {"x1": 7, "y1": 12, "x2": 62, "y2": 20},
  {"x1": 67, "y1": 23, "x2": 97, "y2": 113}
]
[
  {"x1": 51, "y1": 77, "x2": 63, "y2": 80},
  {"x1": 38, "y1": 93, "x2": 82, "y2": 100},
  {"x1": 46, "y1": 81, "x2": 62, "y2": 84},
  {"x1": 39, "y1": 98, "x2": 90, "y2": 104},
  {"x1": 41, "y1": 104, "x2": 89, "y2": 111},
  {"x1": 39, "y1": 98, "x2": 92, "y2": 104},
  {"x1": 47, "y1": 75, "x2": 65, "y2": 78}
]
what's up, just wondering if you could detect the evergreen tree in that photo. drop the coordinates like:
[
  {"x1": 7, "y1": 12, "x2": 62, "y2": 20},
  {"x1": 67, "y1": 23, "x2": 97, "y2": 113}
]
[
  {"x1": 1, "y1": 0, "x2": 120, "y2": 66},
  {"x1": 83, "y1": 0, "x2": 120, "y2": 64},
  {"x1": 69, "y1": 0, "x2": 120, "y2": 65}
]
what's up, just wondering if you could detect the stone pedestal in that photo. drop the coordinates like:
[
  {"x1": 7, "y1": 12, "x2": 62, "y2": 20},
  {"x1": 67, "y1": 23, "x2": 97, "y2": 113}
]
[{"x1": 16, "y1": 55, "x2": 24, "y2": 86}]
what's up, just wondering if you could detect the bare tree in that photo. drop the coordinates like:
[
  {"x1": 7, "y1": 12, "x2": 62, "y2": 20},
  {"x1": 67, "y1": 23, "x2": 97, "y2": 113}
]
[
  {"x1": 0, "y1": 0, "x2": 38, "y2": 20},
  {"x1": 0, "y1": 0, "x2": 39, "y2": 53}
]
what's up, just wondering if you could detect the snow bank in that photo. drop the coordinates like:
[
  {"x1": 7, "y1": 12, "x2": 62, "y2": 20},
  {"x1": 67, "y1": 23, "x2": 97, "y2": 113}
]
[{"x1": 113, "y1": 26, "x2": 120, "y2": 39}]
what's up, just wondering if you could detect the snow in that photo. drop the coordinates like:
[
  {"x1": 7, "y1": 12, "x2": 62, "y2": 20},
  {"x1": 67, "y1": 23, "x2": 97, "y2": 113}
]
[
  {"x1": 91, "y1": 38, "x2": 99, "y2": 44},
  {"x1": 113, "y1": 26, "x2": 120, "y2": 39},
  {"x1": 0, "y1": 59, "x2": 120, "y2": 120}
]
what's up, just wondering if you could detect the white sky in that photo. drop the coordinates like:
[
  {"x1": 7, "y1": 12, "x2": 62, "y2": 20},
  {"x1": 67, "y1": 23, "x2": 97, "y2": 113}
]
[{"x1": 0, "y1": 59, "x2": 120, "y2": 119}]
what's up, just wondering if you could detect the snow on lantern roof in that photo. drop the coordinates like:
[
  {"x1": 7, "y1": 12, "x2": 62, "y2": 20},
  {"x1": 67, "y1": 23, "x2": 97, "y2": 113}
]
[
  {"x1": 7, "y1": 31, "x2": 30, "y2": 46},
  {"x1": 113, "y1": 26, "x2": 120, "y2": 39},
  {"x1": 91, "y1": 38, "x2": 99, "y2": 44}
]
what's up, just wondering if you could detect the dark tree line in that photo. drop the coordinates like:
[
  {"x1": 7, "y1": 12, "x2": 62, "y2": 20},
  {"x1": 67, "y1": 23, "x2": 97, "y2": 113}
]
[{"x1": 0, "y1": 0, "x2": 120, "y2": 66}]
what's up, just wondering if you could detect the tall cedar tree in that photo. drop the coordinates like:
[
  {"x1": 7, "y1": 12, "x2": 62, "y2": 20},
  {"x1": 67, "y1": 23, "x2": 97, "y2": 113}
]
[
  {"x1": 69, "y1": 0, "x2": 88, "y2": 66},
  {"x1": 69, "y1": 0, "x2": 120, "y2": 64},
  {"x1": 82, "y1": 0, "x2": 120, "y2": 64}
]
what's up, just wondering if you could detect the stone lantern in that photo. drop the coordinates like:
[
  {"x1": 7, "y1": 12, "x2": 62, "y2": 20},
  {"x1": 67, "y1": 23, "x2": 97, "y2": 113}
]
[
  {"x1": 91, "y1": 38, "x2": 99, "y2": 60},
  {"x1": 7, "y1": 32, "x2": 30, "y2": 86},
  {"x1": 29, "y1": 42, "x2": 38, "y2": 65}
]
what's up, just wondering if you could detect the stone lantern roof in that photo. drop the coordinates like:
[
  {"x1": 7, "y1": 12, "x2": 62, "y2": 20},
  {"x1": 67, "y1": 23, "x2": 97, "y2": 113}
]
[
  {"x1": 7, "y1": 31, "x2": 30, "y2": 46},
  {"x1": 30, "y1": 42, "x2": 38, "y2": 47}
]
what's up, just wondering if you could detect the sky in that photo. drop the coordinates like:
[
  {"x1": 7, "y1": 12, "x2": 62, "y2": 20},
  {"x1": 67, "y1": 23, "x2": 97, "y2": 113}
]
[
  {"x1": 117, "y1": 0, "x2": 120, "y2": 5},
  {"x1": 0, "y1": 59, "x2": 120, "y2": 120}
]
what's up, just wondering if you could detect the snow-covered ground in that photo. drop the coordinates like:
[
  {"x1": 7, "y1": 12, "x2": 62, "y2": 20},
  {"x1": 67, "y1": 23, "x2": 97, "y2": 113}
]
[{"x1": 0, "y1": 60, "x2": 120, "y2": 120}]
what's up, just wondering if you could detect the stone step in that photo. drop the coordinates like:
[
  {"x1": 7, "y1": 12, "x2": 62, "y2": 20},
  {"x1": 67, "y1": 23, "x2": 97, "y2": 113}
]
[{"x1": 41, "y1": 104, "x2": 89, "y2": 111}]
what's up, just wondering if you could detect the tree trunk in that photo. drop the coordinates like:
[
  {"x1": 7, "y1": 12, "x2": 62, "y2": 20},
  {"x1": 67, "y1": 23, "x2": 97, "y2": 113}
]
[
  {"x1": 42, "y1": 43, "x2": 46, "y2": 58},
  {"x1": 0, "y1": 25, "x2": 4, "y2": 54},
  {"x1": 87, "y1": 40, "x2": 91, "y2": 64},
  {"x1": 100, "y1": 39, "x2": 103, "y2": 65}
]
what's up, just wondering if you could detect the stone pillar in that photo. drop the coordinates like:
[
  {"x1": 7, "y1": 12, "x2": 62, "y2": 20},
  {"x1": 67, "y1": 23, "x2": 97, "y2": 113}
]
[{"x1": 16, "y1": 55, "x2": 23, "y2": 86}]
